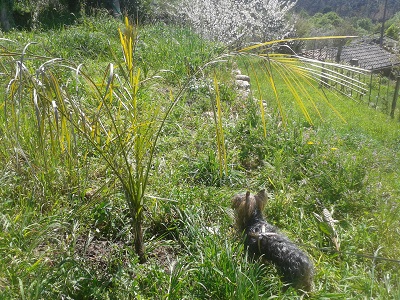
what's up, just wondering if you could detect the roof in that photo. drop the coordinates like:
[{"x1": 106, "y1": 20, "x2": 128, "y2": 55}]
[{"x1": 301, "y1": 43, "x2": 400, "y2": 71}]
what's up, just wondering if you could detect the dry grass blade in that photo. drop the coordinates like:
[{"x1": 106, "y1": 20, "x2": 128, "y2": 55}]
[
  {"x1": 249, "y1": 61, "x2": 267, "y2": 137},
  {"x1": 212, "y1": 73, "x2": 227, "y2": 178},
  {"x1": 239, "y1": 36, "x2": 357, "y2": 52}
]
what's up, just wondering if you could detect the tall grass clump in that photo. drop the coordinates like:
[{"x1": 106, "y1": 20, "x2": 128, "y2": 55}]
[
  {"x1": 0, "y1": 39, "x2": 82, "y2": 202},
  {"x1": 1, "y1": 17, "x2": 168, "y2": 263}
]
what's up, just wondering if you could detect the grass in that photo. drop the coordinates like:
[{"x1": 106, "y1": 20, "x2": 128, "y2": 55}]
[{"x1": 1, "y1": 15, "x2": 400, "y2": 299}]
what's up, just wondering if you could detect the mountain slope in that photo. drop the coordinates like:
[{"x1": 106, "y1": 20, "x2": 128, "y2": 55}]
[{"x1": 295, "y1": 0, "x2": 400, "y2": 20}]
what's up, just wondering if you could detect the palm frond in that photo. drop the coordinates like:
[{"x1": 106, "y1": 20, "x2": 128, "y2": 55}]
[{"x1": 237, "y1": 37, "x2": 368, "y2": 125}]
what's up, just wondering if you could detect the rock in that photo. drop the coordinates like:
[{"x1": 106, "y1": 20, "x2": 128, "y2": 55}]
[
  {"x1": 232, "y1": 69, "x2": 241, "y2": 75},
  {"x1": 235, "y1": 74, "x2": 250, "y2": 82},
  {"x1": 202, "y1": 111, "x2": 214, "y2": 119},
  {"x1": 236, "y1": 79, "x2": 250, "y2": 90}
]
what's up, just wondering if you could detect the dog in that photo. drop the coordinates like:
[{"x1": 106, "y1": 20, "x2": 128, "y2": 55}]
[{"x1": 231, "y1": 189, "x2": 314, "y2": 292}]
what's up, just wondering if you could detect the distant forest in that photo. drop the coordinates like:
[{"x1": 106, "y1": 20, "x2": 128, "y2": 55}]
[{"x1": 296, "y1": 0, "x2": 400, "y2": 20}]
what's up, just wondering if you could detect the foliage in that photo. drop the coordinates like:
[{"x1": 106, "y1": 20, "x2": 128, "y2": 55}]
[
  {"x1": 295, "y1": 11, "x2": 372, "y2": 44},
  {"x1": 385, "y1": 12, "x2": 400, "y2": 40},
  {"x1": 120, "y1": 0, "x2": 153, "y2": 21},
  {"x1": 11, "y1": 0, "x2": 71, "y2": 29},
  {"x1": 386, "y1": 23, "x2": 400, "y2": 40},
  {"x1": 295, "y1": 0, "x2": 400, "y2": 21},
  {"x1": 3, "y1": 0, "x2": 153, "y2": 31},
  {"x1": 44, "y1": 21, "x2": 119, "y2": 60},
  {"x1": 311, "y1": 11, "x2": 343, "y2": 29},
  {"x1": 357, "y1": 18, "x2": 374, "y2": 32}
]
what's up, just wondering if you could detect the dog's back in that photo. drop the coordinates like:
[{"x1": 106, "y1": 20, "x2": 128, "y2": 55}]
[{"x1": 245, "y1": 220, "x2": 314, "y2": 291}]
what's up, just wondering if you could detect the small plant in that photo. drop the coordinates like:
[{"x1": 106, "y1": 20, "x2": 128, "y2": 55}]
[
  {"x1": 60, "y1": 17, "x2": 189, "y2": 263},
  {"x1": 1, "y1": 17, "x2": 179, "y2": 263}
]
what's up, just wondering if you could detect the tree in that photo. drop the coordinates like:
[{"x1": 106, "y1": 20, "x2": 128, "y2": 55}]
[
  {"x1": 386, "y1": 24, "x2": 400, "y2": 40},
  {"x1": 0, "y1": 0, "x2": 13, "y2": 31},
  {"x1": 385, "y1": 12, "x2": 400, "y2": 41},
  {"x1": 8, "y1": 0, "x2": 69, "y2": 29},
  {"x1": 172, "y1": 0, "x2": 298, "y2": 44},
  {"x1": 109, "y1": 0, "x2": 121, "y2": 17},
  {"x1": 312, "y1": 11, "x2": 343, "y2": 29},
  {"x1": 295, "y1": 0, "x2": 400, "y2": 21},
  {"x1": 357, "y1": 18, "x2": 373, "y2": 32}
]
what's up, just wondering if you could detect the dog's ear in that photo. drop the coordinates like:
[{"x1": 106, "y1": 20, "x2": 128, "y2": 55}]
[
  {"x1": 255, "y1": 189, "x2": 267, "y2": 210},
  {"x1": 245, "y1": 191, "x2": 251, "y2": 207}
]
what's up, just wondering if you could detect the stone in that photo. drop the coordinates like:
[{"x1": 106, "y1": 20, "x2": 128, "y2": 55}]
[{"x1": 235, "y1": 74, "x2": 251, "y2": 82}]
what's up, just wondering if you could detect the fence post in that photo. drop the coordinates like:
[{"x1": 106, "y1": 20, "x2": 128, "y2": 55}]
[
  {"x1": 391, "y1": 76, "x2": 400, "y2": 118},
  {"x1": 368, "y1": 73, "x2": 373, "y2": 104},
  {"x1": 320, "y1": 63, "x2": 329, "y2": 88}
]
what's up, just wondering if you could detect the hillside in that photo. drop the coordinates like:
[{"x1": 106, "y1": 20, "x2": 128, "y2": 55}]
[
  {"x1": 0, "y1": 15, "x2": 399, "y2": 299},
  {"x1": 296, "y1": 0, "x2": 400, "y2": 20}
]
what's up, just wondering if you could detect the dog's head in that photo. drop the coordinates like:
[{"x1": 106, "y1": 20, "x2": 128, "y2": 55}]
[{"x1": 231, "y1": 189, "x2": 267, "y2": 231}]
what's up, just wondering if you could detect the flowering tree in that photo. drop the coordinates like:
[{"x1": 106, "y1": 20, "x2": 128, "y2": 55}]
[{"x1": 174, "y1": 0, "x2": 298, "y2": 44}]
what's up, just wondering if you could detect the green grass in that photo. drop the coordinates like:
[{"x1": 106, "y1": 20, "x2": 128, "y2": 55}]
[{"x1": 1, "y1": 15, "x2": 400, "y2": 299}]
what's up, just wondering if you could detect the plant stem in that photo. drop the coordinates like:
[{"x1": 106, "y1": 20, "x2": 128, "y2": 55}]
[{"x1": 134, "y1": 215, "x2": 146, "y2": 264}]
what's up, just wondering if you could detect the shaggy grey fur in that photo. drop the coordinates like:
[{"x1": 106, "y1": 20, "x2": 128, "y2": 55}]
[{"x1": 232, "y1": 190, "x2": 314, "y2": 292}]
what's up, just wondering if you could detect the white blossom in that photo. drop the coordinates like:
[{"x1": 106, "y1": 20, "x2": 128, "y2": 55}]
[{"x1": 173, "y1": 0, "x2": 298, "y2": 44}]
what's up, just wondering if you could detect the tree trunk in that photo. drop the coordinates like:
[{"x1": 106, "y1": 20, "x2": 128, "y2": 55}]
[
  {"x1": 134, "y1": 217, "x2": 146, "y2": 263},
  {"x1": 31, "y1": 2, "x2": 41, "y2": 30},
  {"x1": 0, "y1": 0, "x2": 13, "y2": 31},
  {"x1": 67, "y1": 0, "x2": 81, "y2": 13},
  {"x1": 107, "y1": 0, "x2": 122, "y2": 18},
  {"x1": 125, "y1": 190, "x2": 146, "y2": 263}
]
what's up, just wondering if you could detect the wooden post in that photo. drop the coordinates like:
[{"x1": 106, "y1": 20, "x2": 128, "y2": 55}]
[
  {"x1": 391, "y1": 76, "x2": 400, "y2": 118},
  {"x1": 336, "y1": 40, "x2": 344, "y2": 63},
  {"x1": 320, "y1": 63, "x2": 328, "y2": 88},
  {"x1": 376, "y1": 76, "x2": 382, "y2": 108},
  {"x1": 385, "y1": 76, "x2": 390, "y2": 113},
  {"x1": 368, "y1": 72, "x2": 373, "y2": 103}
]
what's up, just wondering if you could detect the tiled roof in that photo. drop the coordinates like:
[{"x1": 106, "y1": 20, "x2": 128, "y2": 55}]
[{"x1": 301, "y1": 43, "x2": 400, "y2": 71}]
